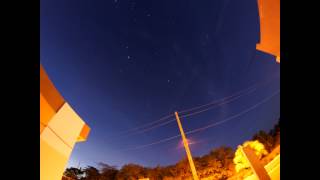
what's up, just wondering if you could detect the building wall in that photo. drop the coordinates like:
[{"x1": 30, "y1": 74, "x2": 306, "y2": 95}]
[
  {"x1": 244, "y1": 154, "x2": 280, "y2": 180},
  {"x1": 256, "y1": 0, "x2": 280, "y2": 63},
  {"x1": 40, "y1": 65, "x2": 90, "y2": 180}
]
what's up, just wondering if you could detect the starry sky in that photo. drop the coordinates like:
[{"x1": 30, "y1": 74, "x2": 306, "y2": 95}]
[{"x1": 41, "y1": 0, "x2": 280, "y2": 168}]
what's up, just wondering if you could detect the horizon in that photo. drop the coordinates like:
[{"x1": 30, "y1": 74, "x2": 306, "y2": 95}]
[
  {"x1": 41, "y1": 0, "x2": 280, "y2": 168},
  {"x1": 67, "y1": 119, "x2": 280, "y2": 170}
]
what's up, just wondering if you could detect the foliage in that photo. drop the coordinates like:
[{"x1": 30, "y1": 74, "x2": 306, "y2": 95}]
[
  {"x1": 252, "y1": 119, "x2": 280, "y2": 152},
  {"x1": 233, "y1": 140, "x2": 268, "y2": 173},
  {"x1": 99, "y1": 162, "x2": 119, "y2": 180},
  {"x1": 116, "y1": 164, "x2": 146, "y2": 180},
  {"x1": 64, "y1": 119, "x2": 280, "y2": 180},
  {"x1": 82, "y1": 166, "x2": 100, "y2": 180},
  {"x1": 64, "y1": 167, "x2": 84, "y2": 180}
]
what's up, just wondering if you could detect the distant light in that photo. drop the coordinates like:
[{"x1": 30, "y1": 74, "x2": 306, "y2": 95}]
[
  {"x1": 276, "y1": 56, "x2": 280, "y2": 63},
  {"x1": 177, "y1": 138, "x2": 196, "y2": 149}
]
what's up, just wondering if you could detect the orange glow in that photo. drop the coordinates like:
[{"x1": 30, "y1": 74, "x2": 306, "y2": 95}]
[
  {"x1": 256, "y1": 0, "x2": 280, "y2": 63},
  {"x1": 177, "y1": 138, "x2": 198, "y2": 150},
  {"x1": 276, "y1": 56, "x2": 280, "y2": 63}
]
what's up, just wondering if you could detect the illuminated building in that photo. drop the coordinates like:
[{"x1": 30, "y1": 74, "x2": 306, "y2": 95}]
[
  {"x1": 256, "y1": 0, "x2": 280, "y2": 63},
  {"x1": 40, "y1": 65, "x2": 90, "y2": 180}
]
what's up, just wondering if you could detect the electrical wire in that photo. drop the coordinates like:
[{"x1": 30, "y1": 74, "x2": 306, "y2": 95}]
[
  {"x1": 109, "y1": 82, "x2": 260, "y2": 140},
  {"x1": 121, "y1": 90, "x2": 279, "y2": 151}
]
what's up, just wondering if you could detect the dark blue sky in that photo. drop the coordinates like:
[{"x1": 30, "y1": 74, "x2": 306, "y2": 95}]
[{"x1": 41, "y1": 0, "x2": 280, "y2": 168}]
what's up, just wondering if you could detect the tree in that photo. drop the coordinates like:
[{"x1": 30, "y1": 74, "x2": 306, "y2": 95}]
[
  {"x1": 98, "y1": 162, "x2": 119, "y2": 180},
  {"x1": 233, "y1": 140, "x2": 268, "y2": 174},
  {"x1": 64, "y1": 167, "x2": 84, "y2": 180},
  {"x1": 62, "y1": 121, "x2": 280, "y2": 180},
  {"x1": 209, "y1": 146, "x2": 234, "y2": 168},
  {"x1": 82, "y1": 166, "x2": 100, "y2": 180},
  {"x1": 116, "y1": 164, "x2": 146, "y2": 180},
  {"x1": 174, "y1": 157, "x2": 191, "y2": 178},
  {"x1": 252, "y1": 130, "x2": 274, "y2": 153},
  {"x1": 270, "y1": 119, "x2": 280, "y2": 147},
  {"x1": 194, "y1": 146, "x2": 235, "y2": 179}
]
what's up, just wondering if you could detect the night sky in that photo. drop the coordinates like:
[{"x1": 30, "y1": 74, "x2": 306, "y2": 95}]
[{"x1": 41, "y1": 0, "x2": 280, "y2": 168}]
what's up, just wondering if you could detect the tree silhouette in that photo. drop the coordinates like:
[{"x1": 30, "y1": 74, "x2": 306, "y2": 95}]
[
  {"x1": 82, "y1": 166, "x2": 100, "y2": 180},
  {"x1": 64, "y1": 167, "x2": 84, "y2": 180},
  {"x1": 62, "y1": 120, "x2": 280, "y2": 180},
  {"x1": 98, "y1": 162, "x2": 119, "y2": 180}
]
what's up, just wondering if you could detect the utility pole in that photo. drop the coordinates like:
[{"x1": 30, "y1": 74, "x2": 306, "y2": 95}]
[
  {"x1": 174, "y1": 112, "x2": 199, "y2": 180},
  {"x1": 240, "y1": 146, "x2": 271, "y2": 180}
]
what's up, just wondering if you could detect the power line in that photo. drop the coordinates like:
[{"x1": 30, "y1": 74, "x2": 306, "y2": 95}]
[
  {"x1": 178, "y1": 83, "x2": 258, "y2": 114},
  {"x1": 121, "y1": 90, "x2": 279, "y2": 151},
  {"x1": 108, "y1": 78, "x2": 275, "y2": 142},
  {"x1": 180, "y1": 87, "x2": 257, "y2": 118},
  {"x1": 115, "y1": 114, "x2": 174, "y2": 136},
  {"x1": 185, "y1": 90, "x2": 280, "y2": 135},
  {"x1": 122, "y1": 135, "x2": 181, "y2": 151},
  {"x1": 107, "y1": 86, "x2": 256, "y2": 143},
  {"x1": 120, "y1": 86, "x2": 256, "y2": 138},
  {"x1": 109, "y1": 82, "x2": 260, "y2": 140}
]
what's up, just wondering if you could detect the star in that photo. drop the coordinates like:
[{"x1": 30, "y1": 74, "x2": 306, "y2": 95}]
[
  {"x1": 127, "y1": 55, "x2": 131, "y2": 59},
  {"x1": 167, "y1": 79, "x2": 170, "y2": 83}
]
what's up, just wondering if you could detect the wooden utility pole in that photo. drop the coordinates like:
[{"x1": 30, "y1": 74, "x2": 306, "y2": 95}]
[
  {"x1": 174, "y1": 112, "x2": 199, "y2": 180},
  {"x1": 240, "y1": 146, "x2": 271, "y2": 180}
]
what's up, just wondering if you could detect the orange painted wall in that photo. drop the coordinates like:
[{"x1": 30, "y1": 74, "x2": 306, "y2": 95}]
[
  {"x1": 256, "y1": 0, "x2": 280, "y2": 62},
  {"x1": 40, "y1": 93, "x2": 56, "y2": 133},
  {"x1": 40, "y1": 65, "x2": 65, "y2": 112}
]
